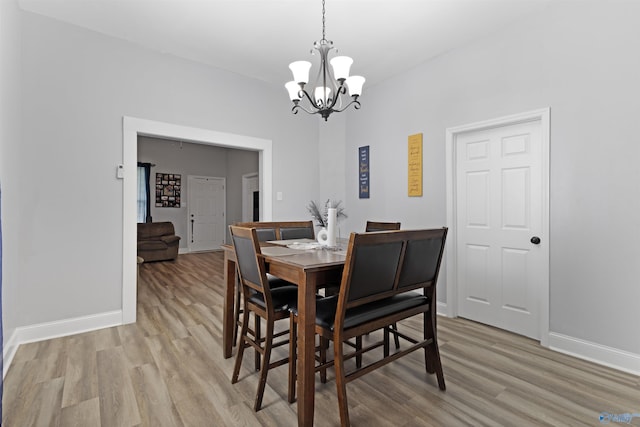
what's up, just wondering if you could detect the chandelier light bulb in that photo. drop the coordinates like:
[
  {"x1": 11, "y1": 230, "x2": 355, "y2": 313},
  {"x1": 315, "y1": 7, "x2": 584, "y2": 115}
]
[
  {"x1": 314, "y1": 86, "x2": 332, "y2": 106},
  {"x1": 330, "y1": 56, "x2": 353, "y2": 81},
  {"x1": 289, "y1": 61, "x2": 312, "y2": 85},
  {"x1": 285, "y1": 81, "x2": 301, "y2": 101},
  {"x1": 346, "y1": 75, "x2": 365, "y2": 97}
]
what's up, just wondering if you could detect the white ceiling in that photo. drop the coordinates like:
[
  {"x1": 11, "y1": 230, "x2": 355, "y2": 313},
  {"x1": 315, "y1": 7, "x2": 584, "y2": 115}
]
[{"x1": 19, "y1": 0, "x2": 552, "y2": 88}]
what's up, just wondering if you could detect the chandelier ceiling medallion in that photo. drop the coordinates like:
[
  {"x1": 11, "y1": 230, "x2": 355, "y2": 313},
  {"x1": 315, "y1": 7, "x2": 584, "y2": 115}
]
[{"x1": 285, "y1": 0, "x2": 365, "y2": 121}]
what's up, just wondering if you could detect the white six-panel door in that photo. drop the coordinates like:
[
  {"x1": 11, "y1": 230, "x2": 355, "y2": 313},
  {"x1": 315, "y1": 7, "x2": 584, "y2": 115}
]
[
  {"x1": 456, "y1": 120, "x2": 544, "y2": 339},
  {"x1": 187, "y1": 176, "x2": 226, "y2": 252}
]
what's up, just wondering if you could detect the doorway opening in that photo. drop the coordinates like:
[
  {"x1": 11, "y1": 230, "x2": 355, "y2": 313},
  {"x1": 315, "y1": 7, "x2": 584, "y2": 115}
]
[
  {"x1": 242, "y1": 172, "x2": 259, "y2": 222},
  {"x1": 122, "y1": 117, "x2": 273, "y2": 324}
]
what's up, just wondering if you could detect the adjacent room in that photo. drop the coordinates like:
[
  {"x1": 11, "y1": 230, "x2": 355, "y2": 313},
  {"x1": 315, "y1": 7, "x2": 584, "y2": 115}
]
[{"x1": 1, "y1": 0, "x2": 639, "y2": 426}]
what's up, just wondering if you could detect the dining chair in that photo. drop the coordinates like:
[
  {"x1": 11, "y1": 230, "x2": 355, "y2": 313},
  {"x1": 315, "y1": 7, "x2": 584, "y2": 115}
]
[
  {"x1": 229, "y1": 225, "x2": 299, "y2": 411},
  {"x1": 233, "y1": 223, "x2": 278, "y2": 344},
  {"x1": 289, "y1": 228, "x2": 448, "y2": 426},
  {"x1": 365, "y1": 220, "x2": 402, "y2": 349}
]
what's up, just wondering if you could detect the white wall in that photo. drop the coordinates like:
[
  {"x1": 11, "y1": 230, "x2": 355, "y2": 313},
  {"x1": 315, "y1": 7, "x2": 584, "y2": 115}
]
[
  {"x1": 316, "y1": 113, "x2": 349, "y2": 235},
  {"x1": 345, "y1": 1, "x2": 640, "y2": 363},
  {"x1": 0, "y1": 0, "x2": 22, "y2": 355},
  {"x1": 14, "y1": 10, "x2": 318, "y2": 331}
]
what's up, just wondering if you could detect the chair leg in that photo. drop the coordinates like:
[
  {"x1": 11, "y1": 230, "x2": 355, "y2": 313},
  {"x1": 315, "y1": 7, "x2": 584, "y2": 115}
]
[
  {"x1": 254, "y1": 318, "x2": 274, "y2": 411},
  {"x1": 366, "y1": 322, "x2": 400, "y2": 350},
  {"x1": 319, "y1": 336, "x2": 328, "y2": 383},
  {"x1": 333, "y1": 338, "x2": 351, "y2": 427},
  {"x1": 383, "y1": 326, "x2": 390, "y2": 358},
  {"x1": 288, "y1": 314, "x2": 297, "y2": 403},
  {"x1": 424, "y1": 312, "x2": 446, "y2": 391},
  {"x1": 391, "y1": 322, "x2": 400, "y2": 349},
  {"x1": 231, "y1": 302, "x2": 251, "y2": 384},
  {"x1": 233, "y1": 279, "x2": 241, "y2": 345},
  {"x1": 355, "y1": 336, "x2": 362, "y2": 369},
  {"x1": 254, "y1": 315, "x2": 261, "y2": 371}
]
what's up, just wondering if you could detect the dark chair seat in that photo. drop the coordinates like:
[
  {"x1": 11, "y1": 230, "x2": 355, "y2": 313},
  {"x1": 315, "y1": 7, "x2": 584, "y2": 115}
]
[
  {"x1": 248, "y1": 285, "x2": 299, "y2": 312},
  {"x1": 291, "y1": 292, "x2": 427, "y2": 331}
]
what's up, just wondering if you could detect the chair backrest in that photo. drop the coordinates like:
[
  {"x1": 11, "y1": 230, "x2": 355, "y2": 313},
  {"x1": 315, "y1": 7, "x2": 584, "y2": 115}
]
[
  {"x1": 234, "y1": 222, "x2": 277, "y2": 242},
  {"x1": 336, "y1": 228, "x2": 448, "y2": 313},
  {"x1": 365, "y1": 221, "x2": 401, "y2": 232},
  {"x1": 279, "y1": 222, "x2": 315, "y2": 240},
  {"x1": 229, "y1": 226, "x2": 275, "y2": 308},
  {"x1": 234, "y1": 221, "x2": 314, "y2": 240}
]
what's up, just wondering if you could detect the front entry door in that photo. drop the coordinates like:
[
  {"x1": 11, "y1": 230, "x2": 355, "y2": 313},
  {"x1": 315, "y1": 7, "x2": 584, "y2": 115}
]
[
  {"x1": 456, "y1": 119, "x2": 545, "y2": 339},
  {"x1": 188, "y1": 176, "x2": 225, "y2": 252}
]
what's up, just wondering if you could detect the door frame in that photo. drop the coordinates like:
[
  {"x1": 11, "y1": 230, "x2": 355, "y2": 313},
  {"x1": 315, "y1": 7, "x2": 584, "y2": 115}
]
[
  {"x1": 445, "y1": 108, "x2": 550, "y2": 346},
  {"x1": 122, "y1": 117, "x2": 273, "y2": 324},
  {"x1": 187, "y1": 175, "x2": 226, "y2": 252},
  {"x1": 242, "y1": 172, "x2": 259, "y2": 222}
]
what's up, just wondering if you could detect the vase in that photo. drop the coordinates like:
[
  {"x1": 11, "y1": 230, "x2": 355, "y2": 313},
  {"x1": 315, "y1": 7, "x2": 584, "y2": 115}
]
[
  {"x1": 317, "y1": 227, "x2": 329, "y2": 246},
  {"x1": 326, "y1": 208, "x2": 337, "y2": 247},
  {"x1": 316, "y1": 208, "x2": 337, "y2": 247}
]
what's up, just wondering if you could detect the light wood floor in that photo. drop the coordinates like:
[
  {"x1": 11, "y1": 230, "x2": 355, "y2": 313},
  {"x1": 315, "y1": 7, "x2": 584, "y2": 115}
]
[{"x1": 3, "y1": 251, "x2": 639, "y2": 426}]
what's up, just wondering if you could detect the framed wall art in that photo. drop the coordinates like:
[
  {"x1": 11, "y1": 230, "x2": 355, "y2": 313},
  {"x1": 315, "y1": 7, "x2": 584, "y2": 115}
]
[
  {"x1": 408, "y1": 133, "x2": 423, "y2": 197},
  {"x1": 359, "y1": 145, "x2": 370, "y2": 199},
  {"x1": 155, "y1": 173, "x2": 181, "y2": 207}
]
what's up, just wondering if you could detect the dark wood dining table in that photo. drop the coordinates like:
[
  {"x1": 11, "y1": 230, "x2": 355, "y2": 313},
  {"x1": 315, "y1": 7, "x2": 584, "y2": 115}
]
[{"x1": 222, "y1": 242, "x2": 345, "y2": 426}]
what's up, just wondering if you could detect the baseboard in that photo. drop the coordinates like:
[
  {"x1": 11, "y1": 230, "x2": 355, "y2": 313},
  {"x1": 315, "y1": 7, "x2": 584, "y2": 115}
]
[
  {"x1": 3, "y1": 330, "x2": 20, "y2": 379},
  {"x1": 434, "y1": 304, "x2": 639, "y2": 376},
  {"x1": 437, "y1": 301, "x2": 448, "y2": 317},
  {"x1": 3, "y1": 310, "x2": 122, "y2": 378},
  {"x1": 548, "y1": 332, "x2": 640, "y2": 376}
]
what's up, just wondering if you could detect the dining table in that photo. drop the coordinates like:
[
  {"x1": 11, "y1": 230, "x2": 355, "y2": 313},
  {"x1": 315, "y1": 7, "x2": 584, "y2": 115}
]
[{"x1": 222, "y1": 239, "x2": 346, "y2": 427}]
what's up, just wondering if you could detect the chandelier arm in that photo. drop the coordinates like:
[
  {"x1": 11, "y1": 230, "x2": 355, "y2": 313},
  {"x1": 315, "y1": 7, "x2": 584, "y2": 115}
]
[
  {"x1": 323, "y1": 83, "x2": 346, "y2": 111},
  {"x1": 332, "y1": 98, "x2": 361, "y2": 113},
  {"x1": 299, "y1": 88, "x2": 321, "y2": 110},
  {"x1": 292, "y1": 103, "x2": 320, "y2": 116}
]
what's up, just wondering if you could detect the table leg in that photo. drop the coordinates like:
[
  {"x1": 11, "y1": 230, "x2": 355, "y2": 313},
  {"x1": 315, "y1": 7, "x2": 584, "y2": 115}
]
[
  {"x1": 223, "y1": 255, "x2": 236, "y2": 359},
  {"x1": 297, "y1": 272, "x2": 317, "y2": 426}
]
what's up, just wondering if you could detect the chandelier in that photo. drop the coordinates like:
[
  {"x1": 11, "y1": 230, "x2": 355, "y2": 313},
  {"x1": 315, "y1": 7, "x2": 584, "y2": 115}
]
[{"x1": 285, "y1": 0, "x2": 365, "y2": 121}]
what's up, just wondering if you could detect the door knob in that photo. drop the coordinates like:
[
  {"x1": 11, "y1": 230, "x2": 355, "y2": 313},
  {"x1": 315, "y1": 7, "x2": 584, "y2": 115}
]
[{"x1": 530, "y1": 236, "x2": 541, "y2": 245}]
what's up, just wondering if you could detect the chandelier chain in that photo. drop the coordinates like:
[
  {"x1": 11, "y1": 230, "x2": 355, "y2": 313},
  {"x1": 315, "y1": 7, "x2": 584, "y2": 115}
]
[{"x1": 321, "y1": 0, "x2": 326, "y2": 40}]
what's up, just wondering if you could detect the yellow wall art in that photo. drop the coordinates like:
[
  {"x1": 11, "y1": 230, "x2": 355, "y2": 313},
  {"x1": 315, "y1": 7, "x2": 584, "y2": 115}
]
[{"x1": 408, "y1": 133, "x2": 423, "y2": 197}]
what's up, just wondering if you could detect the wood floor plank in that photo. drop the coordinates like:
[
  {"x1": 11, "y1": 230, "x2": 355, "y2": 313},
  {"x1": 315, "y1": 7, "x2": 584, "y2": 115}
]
[
  {"x1": 2, "y1": 359, "x2": 43, "y2": 426},
  {"x1": 30, "y1": 377, "x2": 65, "y2": 427},
  {"x1": 59, "y1": 397, "x2": 101, "y2": 427},
  {"x1": 144, "y1": 333, "x2": 197, "y2": 404},
  {"x1": 96, "y1": 346, "x2": 142, "y2": 427},
  {"x1": 130, "y1": 363, "x2": 184, "y2": 427},
  {"x1": 117, "y1": 322, "x2": 156, "y2": 368},
  {"x1": 61, "y1": 332, "x2": 98, "y2": 408},
  {"x1": 3, "y1": 251, "x2": 639, "y2": 427}
]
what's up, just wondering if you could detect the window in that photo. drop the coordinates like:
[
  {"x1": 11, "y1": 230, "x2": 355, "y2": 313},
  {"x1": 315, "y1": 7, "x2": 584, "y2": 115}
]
[{"x1": 137, "y1": 163, "x2": 152, "y2": 223}]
